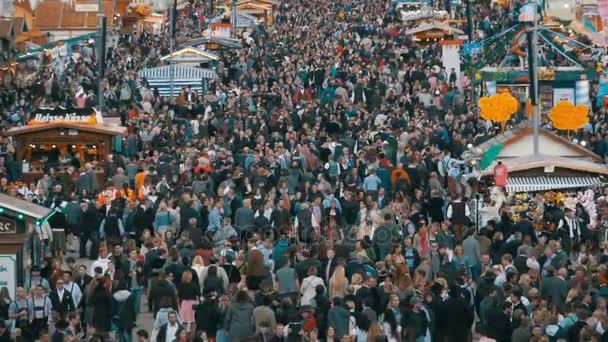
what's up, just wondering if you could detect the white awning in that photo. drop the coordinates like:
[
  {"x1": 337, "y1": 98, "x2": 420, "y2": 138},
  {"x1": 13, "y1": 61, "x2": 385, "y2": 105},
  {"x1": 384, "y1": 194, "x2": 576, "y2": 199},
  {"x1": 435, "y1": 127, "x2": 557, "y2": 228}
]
[{"x1": 506, "y1": 176, "x2": 605, "y2": 193}]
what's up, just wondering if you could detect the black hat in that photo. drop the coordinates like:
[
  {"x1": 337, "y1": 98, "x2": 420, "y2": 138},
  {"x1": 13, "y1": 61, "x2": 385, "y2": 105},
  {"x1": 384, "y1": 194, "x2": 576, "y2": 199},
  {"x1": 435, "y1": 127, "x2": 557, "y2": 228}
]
[{"x1": 94, "y1": 266, "x2": 103, "y2": 275}]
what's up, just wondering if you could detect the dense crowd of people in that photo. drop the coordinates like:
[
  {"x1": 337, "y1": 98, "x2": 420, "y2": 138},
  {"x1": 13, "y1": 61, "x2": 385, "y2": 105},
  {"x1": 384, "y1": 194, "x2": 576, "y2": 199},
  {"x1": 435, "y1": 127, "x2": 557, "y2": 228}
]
[{"x1": 1, "y1": 0, "x2": 608, "y2": 341}]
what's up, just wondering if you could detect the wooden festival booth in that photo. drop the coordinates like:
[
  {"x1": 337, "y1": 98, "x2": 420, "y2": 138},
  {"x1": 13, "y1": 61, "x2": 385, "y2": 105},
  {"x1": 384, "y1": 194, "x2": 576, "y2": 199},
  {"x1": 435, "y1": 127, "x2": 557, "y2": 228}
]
[{"x1": 5, "y1": 107, "x2": 127, "y2": 182}]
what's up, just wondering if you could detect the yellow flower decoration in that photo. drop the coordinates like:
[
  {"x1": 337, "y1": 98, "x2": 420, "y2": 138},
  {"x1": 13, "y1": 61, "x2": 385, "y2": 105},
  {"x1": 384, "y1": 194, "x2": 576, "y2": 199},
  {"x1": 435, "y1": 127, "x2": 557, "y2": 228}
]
[
  {"x1": 478, "y1": 92, "x2": 519, "y2": 124},
  {"x1": 549, "y1": 101, "x2": 589, "y2": 131}
]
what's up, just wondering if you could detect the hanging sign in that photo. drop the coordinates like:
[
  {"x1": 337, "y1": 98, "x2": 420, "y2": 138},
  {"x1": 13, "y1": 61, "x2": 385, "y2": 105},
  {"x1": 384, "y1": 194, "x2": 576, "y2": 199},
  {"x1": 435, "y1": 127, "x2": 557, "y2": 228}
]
[
  {"x1": 518, "y1": 1, "x2": 539, "y2": 22},
  {"x1": 576, "y1": 80, "x2": 591, "y2": 107},
  {"x1": 0, "y1": 217, "x2": 16, "y2": 234},
  {"x1": 28, "y1": 107, "x2": 97, "y2": 125}
]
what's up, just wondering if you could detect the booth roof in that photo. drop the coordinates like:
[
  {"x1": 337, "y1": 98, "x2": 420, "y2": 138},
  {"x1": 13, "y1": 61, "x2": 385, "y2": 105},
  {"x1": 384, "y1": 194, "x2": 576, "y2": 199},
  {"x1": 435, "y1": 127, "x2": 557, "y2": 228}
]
[
  {"x1": 479, "y1": 154, "x2": 608, "y2": 177},
  {"x1": 463, "y1": 121, "x2": 601, "y2": 163},
  {"x1": 5, "y1": 122, "x2": 127, "y2": 137},
  {"x1": 0, "y1": 192, "x2": 50, "y2": 219}
]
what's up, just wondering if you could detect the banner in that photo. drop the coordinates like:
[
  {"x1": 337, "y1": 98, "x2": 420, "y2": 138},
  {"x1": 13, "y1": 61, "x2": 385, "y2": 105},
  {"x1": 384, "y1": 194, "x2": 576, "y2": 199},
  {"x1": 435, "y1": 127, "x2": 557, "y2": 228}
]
[
  {"x1": 483, "y1": 81, "x2": 497, "y2": 96},
  {"x1": 553, "y1": 88, "x2": 575, "y2": 106},
  {"x1": 0, "y1": 255, "x2": 17, "y2": 299},
  {"x1": 28, "y1": 107, "x2": 97, "y2": 125},
  {"x1": 575, "y1": 80, "x2": 591, "y2": 106}
]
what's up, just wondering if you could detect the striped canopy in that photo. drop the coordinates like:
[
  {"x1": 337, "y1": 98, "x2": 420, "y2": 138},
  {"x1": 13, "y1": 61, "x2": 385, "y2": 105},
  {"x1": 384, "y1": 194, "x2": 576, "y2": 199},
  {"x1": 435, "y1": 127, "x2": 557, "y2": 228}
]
[
  {"x1": 506, "y1": 176, "x2": 605, "y2": 193},
  {"x1": 138, "y1": 65, "x2": 217, "y2": 97}
]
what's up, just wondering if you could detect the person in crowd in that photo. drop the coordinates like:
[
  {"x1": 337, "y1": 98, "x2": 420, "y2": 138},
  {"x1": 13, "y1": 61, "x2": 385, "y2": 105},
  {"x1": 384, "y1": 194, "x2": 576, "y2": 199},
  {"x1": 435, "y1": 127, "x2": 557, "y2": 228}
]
[{"x1": 3, "y1": 0, "x2": 608, "y2": 340}]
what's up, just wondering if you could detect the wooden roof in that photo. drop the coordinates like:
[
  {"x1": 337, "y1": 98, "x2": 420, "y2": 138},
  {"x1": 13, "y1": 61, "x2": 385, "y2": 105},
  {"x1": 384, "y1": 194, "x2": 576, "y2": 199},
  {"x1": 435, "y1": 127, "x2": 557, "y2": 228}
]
[
  {"x1": 6, "y1": 122, "x2": 127, "y2": 137},
  {"x1": 236, "y1": 0, "x2": 278, "y2": 6},
  {"x1": 463, "y1": 121, "x2": 601, "y2": 162},
  {"x1": 0, "y1": 18, "x2": 14, "y2": 40},
  {"x1": 405, "y1": 23, "x2": 465, "y2": 35},
  {"x1": 159, "y1": 47, "x2": 219, "y2": 62},
  {"x1": 12, "y1": 18, "x2": 28, "y2": 36},
  {"x1": 34, "y1": 0, "x2": 123, "y2": 30},
  {"x1": 480, "y1": 154, "x2": 608, "y2": 176},
  {"x1": 0, "y1": 193, "x2": 51, "y2": 219}
]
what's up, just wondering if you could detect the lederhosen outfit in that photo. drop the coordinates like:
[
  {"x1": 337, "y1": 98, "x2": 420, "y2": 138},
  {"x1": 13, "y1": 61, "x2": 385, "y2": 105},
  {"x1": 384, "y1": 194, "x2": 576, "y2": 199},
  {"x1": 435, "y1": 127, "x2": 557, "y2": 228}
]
[
  {"x1": 31, "y1": 296, "x2": 49, "y2": 338},
  {"x1": 12, "y1": 299, "x2": 31, "y2": 338}
]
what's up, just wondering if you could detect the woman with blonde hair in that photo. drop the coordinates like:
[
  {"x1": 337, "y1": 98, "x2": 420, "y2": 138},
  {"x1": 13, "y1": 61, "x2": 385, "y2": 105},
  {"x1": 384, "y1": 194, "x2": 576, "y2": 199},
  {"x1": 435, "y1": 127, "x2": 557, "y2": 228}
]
[
  {"x1": 191, "y1": 255, "x2": 206, "y2": 286},
  {"x1": 328, "y1": 265, "x2": 348, "y2": 298},
  {"x1": 367, "y1": 322, "x2": 383, "y2": 342}
]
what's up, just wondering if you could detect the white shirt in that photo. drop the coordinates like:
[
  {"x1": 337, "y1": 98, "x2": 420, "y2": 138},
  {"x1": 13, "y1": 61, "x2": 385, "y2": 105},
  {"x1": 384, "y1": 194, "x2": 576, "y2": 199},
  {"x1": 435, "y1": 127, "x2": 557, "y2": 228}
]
[
  {"x1": 165, "y1": 322, "x2": 179, "y2": 342},
  {"x1": 66, "y1": 282, "x2": 82, "y2": 307},
  {"x1": 300, "y1": 276, "x2": 324, "y2": 306},
  {"x1": 57, "y1": 288, "x2": 65, "y2": 302}
]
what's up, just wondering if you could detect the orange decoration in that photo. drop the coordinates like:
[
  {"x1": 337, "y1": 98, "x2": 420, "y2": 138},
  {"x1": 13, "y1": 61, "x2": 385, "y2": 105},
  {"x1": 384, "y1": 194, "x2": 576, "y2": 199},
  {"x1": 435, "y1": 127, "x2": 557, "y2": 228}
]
[
  {"x1": 478, "y1": 92, "x2": 519, "y2": 124},
  {"x1": 549, "y1": 101, "x2": 589, "y2": 131}
]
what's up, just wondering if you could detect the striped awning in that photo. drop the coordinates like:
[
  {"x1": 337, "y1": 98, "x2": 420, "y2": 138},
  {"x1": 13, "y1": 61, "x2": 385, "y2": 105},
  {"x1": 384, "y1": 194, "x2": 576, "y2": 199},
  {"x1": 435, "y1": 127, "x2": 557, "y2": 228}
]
[
  {"x1": 506, "y1": 176, "x2": 605, "y2": 193},
  {"x1": 138, "y1": 65, "x2": 216, "y2": 80},
  {"x1": 138, "y1": 66, "x2": 217, "y2": 96}
]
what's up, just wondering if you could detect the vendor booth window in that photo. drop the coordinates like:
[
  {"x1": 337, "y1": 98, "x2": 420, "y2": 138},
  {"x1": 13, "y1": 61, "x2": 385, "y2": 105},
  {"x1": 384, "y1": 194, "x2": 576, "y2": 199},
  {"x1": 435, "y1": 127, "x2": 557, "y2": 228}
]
[{"x1": 25, "y1": 143, "x2": 102, "y2": 171}]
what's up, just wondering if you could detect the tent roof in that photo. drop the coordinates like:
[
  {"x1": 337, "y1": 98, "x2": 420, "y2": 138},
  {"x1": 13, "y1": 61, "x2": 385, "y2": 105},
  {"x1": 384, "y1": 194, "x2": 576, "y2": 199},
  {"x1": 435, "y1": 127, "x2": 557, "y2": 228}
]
[
  {"x1": 464, "y1": 121, "x2": 601, "y2": 162},
  {"x1": 160, "y1": 47, "x2": 219, "y2": 61},
  {"x1": 0, "y1": 193, "x2": 50, "y2": 219},
  {"x1": 405, "y1": 22, "x2": 464, "y2": 35},
  {"x1": 480, "y1": 154, "x2": 608, "y2": 177},
  {"x1": 138, "y1": 65, "x2": 217, "y2": 80}
]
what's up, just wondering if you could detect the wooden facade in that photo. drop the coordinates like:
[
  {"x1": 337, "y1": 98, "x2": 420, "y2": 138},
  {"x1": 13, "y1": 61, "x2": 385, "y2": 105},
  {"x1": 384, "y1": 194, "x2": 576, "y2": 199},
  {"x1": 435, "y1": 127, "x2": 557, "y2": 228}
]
[{"x1": 5, "y1": 121, "x2": 126, "y2": 182}]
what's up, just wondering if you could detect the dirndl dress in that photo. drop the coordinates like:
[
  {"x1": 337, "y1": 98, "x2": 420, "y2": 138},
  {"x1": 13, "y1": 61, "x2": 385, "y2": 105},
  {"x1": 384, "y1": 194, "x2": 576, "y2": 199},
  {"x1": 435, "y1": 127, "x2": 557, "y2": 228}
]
[{"x1": 179, "y1": 299, "x2": 196, "y2": 323}]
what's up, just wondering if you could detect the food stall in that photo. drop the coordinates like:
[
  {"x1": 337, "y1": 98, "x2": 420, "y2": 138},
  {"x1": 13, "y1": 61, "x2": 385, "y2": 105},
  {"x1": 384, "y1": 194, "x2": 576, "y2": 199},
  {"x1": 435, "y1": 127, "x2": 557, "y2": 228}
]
[
  {"x1": 0, "y1": 193, "x2": 50, "y2": 299},
  {"x1": 5, "y1": 106, "x2": 127, "y2": 183}
]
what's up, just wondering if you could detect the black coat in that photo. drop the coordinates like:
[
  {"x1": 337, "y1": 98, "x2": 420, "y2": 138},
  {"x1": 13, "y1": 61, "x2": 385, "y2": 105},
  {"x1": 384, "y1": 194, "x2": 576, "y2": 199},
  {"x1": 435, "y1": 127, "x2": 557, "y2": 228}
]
[
  {"x1": 90, "y1": 287, "x2": 113, "y2": 332},
  {"x1": 436, "y1": 296, "x2": 474, "y2": 342},
  {"x1": 149, "y1": 279, "x2": 177, "y2": 314},
  {"x1": 485, "y1": 307, "x2": 511, "y2": 342},
  {"x1": 195, "y1": 299, "x2": 222, "y2": 337},
  {"x1": 79, "y1": 207, "x2": 101, "y2": 236},
  {"x1": 113, "y1": 291, "x2": 136, "y2": 330}
]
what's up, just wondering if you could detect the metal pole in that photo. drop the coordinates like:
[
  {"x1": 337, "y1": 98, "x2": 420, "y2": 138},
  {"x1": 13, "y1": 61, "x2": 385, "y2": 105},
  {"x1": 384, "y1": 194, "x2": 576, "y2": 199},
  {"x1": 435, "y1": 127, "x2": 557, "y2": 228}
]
[
  {"x1": 231, "y1": 0, "x2": 236, "y2": 37},
  {"x1": 169, "y1": 0, "x2": 177, "y2": 104},
  {"x1": 527, "y1": 11, "x2": 540, "y2": 155},
  {"x1": 466, "y1": 0, "x2": 473, "y2": 41},
  {"x1": 97, "y1": 0, "x2": 105, "y2": 115}
]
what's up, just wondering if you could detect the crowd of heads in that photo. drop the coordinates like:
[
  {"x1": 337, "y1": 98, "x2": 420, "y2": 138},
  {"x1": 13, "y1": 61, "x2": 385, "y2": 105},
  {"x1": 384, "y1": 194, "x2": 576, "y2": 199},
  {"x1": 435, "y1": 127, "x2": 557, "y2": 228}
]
[{"x1": 1, "y1": 0, "x2": 608, "y2": 341}]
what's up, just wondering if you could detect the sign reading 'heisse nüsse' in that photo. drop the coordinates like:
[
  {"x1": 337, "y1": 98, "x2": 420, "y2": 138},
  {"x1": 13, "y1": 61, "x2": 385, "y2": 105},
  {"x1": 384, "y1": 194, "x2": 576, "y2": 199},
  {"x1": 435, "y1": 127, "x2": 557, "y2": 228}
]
[
  {"x1": 34, "y1": 113, "x2": 92, "y2": 123},
  {"x1": 29, "y1": 107, "x2": 96, "y2": 125}
]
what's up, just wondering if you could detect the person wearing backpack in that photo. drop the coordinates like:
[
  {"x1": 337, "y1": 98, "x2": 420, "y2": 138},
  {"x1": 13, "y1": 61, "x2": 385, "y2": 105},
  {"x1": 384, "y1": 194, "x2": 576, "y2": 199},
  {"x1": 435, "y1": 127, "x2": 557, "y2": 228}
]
[{"x1": 112, "y1": 289, "x2": 136, "y2": 342}]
